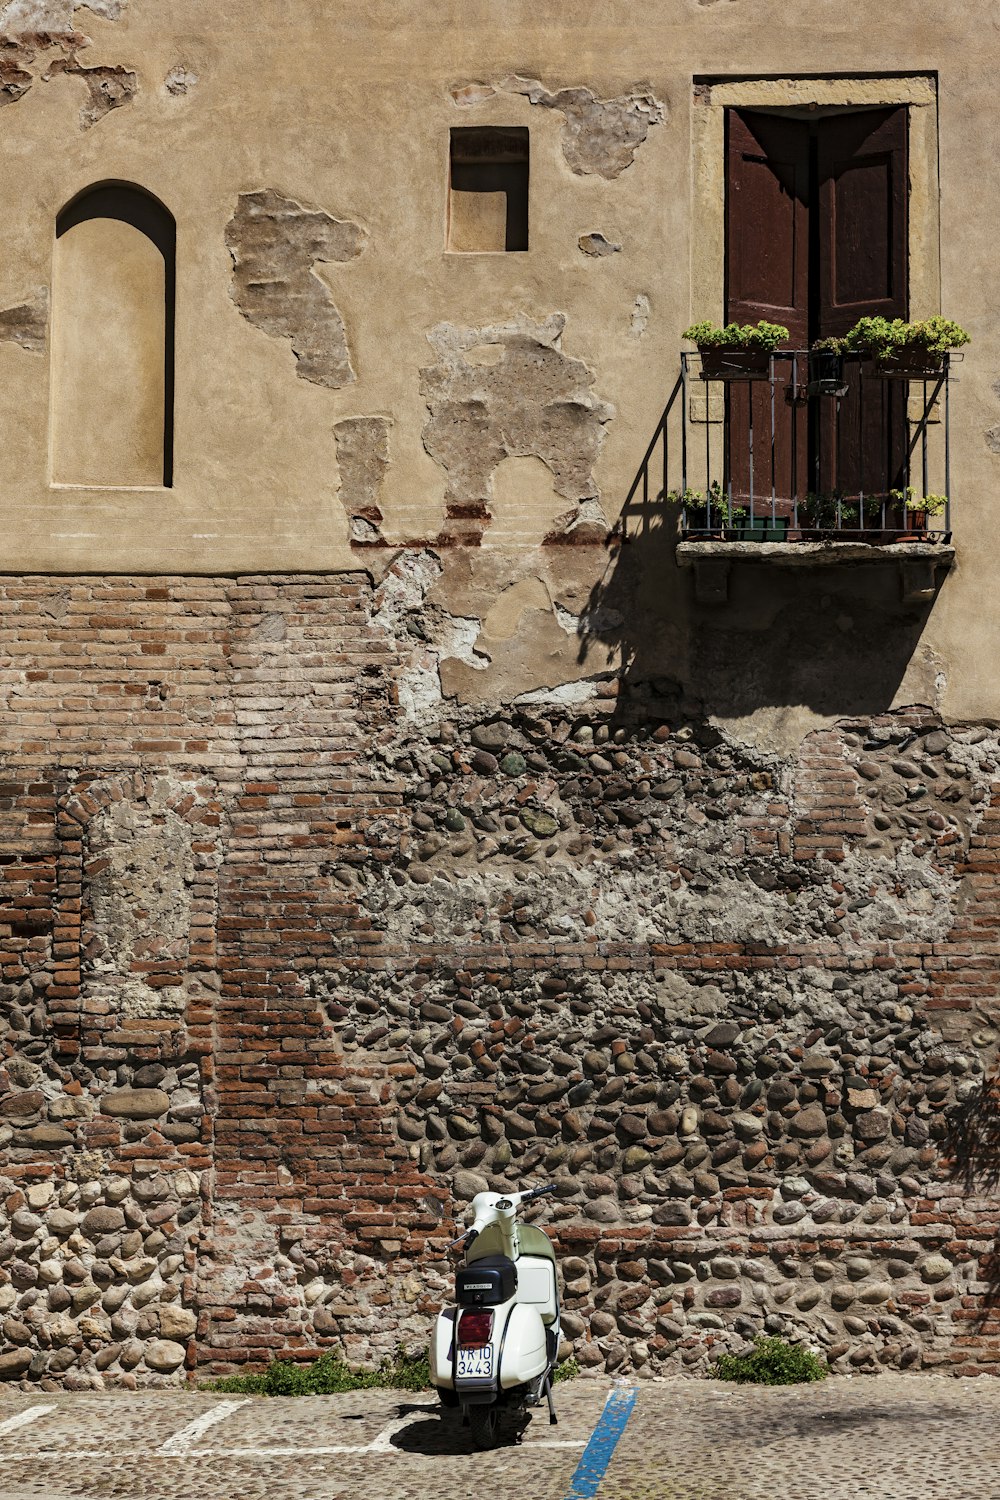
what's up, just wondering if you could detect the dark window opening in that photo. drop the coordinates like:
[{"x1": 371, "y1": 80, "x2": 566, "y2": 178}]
[{"x1": 449, "y1": 127, "x2": 529, "y2": 253}]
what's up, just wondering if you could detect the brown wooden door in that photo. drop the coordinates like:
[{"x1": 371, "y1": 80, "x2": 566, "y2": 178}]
[
  {"x1": 726, "y1": 109, "x2": 809, "y2": 506},
  {"x1": 725, "y1": 106, "x2": 908, "y2": 513},
  {"x1": 817, "y1": 108, "x2": 908, "y2": 501}
]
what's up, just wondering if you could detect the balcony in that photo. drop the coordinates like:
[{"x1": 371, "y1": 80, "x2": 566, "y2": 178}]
[{"x1": 625, "y1": 350, "x2": 957, "y2": 604}]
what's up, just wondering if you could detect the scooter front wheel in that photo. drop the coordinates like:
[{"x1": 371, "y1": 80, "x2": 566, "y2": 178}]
[{"x1": 469, "y1": 1403, "x2": 501, "y2": 1450}]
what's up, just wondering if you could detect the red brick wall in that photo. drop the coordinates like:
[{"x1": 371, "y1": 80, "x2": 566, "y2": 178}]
[{"x1": 2, "y1": 574, "x2": 1000, "y2": 1384}]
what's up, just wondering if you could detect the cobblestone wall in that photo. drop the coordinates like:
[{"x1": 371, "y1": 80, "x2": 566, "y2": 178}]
[{"x1": 2, "y1": 574, "x2": 1000, "y2": 1388}]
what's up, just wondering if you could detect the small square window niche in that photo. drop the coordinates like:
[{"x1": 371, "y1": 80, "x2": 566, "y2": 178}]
[{"x1": 449, "y1": 127, "x2": 529, "y2": 253}]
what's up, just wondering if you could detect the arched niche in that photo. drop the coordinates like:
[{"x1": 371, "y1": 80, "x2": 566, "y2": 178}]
[{"x1": 51, "y1": 183, "x2": 175, "y2": 488}]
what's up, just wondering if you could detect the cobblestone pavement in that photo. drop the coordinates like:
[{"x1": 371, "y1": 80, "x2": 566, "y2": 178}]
[{"x1": 0, "y1": 1374, "x2": 998, "y2": 1500}]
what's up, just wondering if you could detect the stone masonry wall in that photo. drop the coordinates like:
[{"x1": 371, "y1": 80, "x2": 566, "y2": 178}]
[{"x1": 2, "y1": 574, "x2": 1000, "y2": 1388}]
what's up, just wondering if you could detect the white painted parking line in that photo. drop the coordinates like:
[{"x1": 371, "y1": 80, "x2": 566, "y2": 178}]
[
  {"x1": 0, "y1": 1395, "x2": 589, "y2": 1463},
  {"x1": 0, "y1": 1406, "x2": 56, "y2": 1440},
  {"x1": 190, "y1": 1445, "x2": 376, "y2": 1457},
  {"x1": 158, "y1": 1399, "x2": 250, "y2": 1455},
  {"x1": 0, "y1": 1437, "x2": 588, "y2": 1461},
  {"x1": 367, "y1": 1402, "x2": 438, "y2": 1453}
]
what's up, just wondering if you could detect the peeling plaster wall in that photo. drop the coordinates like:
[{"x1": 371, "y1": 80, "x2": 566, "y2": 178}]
[
  {"x1": 420, "y1": 313, "x2": 614, "y2": 543},
  {"x1": 3, "y1": 0, "x2": 1000, "y2": 1389},
  {"x1": 0, "y1": 0, "x2": 992, "y2": 734},
  {"x1": 498, "y1": 75, "x2": 665, "y2": 178}
]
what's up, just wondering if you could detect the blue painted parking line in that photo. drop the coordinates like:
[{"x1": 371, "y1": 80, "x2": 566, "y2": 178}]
[{"x1": 562, "y1": 1384, "x2": 638, "y2": 1499}]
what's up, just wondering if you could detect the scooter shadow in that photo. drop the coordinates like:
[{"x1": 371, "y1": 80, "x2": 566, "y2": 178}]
[{"x1": 391, "y1": 1403, "x2": 533, "y2": 1455}]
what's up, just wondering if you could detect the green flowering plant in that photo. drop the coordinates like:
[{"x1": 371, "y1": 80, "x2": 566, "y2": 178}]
[
  {"x1": 889, "y1": 487, "x2": 947, "y2": 516},
  {"x1": 683, "y1": 319, "x2": 789, "y2": 351},
  {"x1": 841, "y1": 315, "x2": 969, "y2": 362},
  {"x1": 667, "y1": 480, "x2": 724, "y2": 509}
]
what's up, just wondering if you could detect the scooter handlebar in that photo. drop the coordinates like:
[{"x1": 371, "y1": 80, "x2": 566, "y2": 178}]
[{"x1": 521, "y1": 1182, "x2": 558, "y2": 1203}]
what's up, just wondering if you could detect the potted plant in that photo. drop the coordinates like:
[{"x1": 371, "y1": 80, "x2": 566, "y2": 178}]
[
  {"x1": 799, "y1": 492, "x2": 858, "y2": 540},
  {"x1": 893, "y1": 489, "x2": 947, "y2": 536},
  {"x1": 669, "y1": 482, "x2": 724, "y2": 535},
  {"x1": 683, "y1": 319, "x2": 789, "y2": 379},
  {"x1": 841, "y1": 315, "x2": 969, "y2": 376},
  {"x1": 809, "y1": 336, "x2": 847, "y2": 396}
]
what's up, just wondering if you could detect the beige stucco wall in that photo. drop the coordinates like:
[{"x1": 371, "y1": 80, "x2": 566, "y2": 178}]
[{"x1": 1, "y1": 0, "x2": 998, "y2": 737}]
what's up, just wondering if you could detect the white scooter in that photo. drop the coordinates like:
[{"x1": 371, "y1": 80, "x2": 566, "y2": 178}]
[{"x1": 429, "y1": 1182, "x2": 562, "y2": 1449}]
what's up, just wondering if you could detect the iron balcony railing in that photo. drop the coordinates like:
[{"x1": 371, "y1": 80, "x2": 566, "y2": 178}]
[{"x1": 624, "y1": 350, "x2": 955, "y2": 543}]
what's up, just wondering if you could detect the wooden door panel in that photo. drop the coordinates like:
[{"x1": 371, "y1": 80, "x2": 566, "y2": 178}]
[
  {"x1": 727, "y1": 110, "x2": 809, "y2": 345},
  {"x1": 818, "y1": 108, "x2": 908, "y2": 498},
  {"x1": 818, "y1": 108, "x2": 907, "y2": 335},
  {"x1": 726, "y1": 110, "x2": 808, "y2": 503}
]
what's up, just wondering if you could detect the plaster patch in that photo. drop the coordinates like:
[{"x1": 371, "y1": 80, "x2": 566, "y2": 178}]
[
  {"x1": 225, "y1": 190, "x2": 367, "y2": 389},
  {"x1": 500, "y1": 75, "x2": 665, "y2": 178},
  {"x1": 163, "y1": 63, "x2": 197, "y2": 96},
  {"x1": 45, "y1": 58, "x2": 137, "y2": 127},
  {"x1": 553, "y1": 599, "x2": 623, "y2": 637},
  {"x1": 579, "y1": 232, "x2": 621, "y2": 257},
  {"x1": 450, "y1": 81, "x2": 496, "y2": 107},
  {"x1": 483, "y1": 577, "x2": 552, "y2": 642},
  {"x1": 985, "y1": 426, "x2": 1000, "y2": 455},
  {"x1": 0, "y1": 0, "x2": 72, "y2": 33},
  {"x1": 0, "y1": 57, "x2": 31, "y2": 103},
  {"x1": 0, "y1": 285, "x2": 46, "y2": 352},
  {"x1": 86, "y1": 799, "x2": 194, "y2": 980},
  {"x1": 371, "y1": 550, "x2": 487, "y2": 720},
  {"x1": 513, "y1": 672, "x2": 617, "y2": 707},
  {"x1": 334, "y1": 415, "x2": 390, "y2": 543},
  {"x1": 420, "y1": 312, "x2": 614, "y2": 544},
  {"x1": 629, "y1": 293, "x2": 651, "y2": 339},
  {"x1": 0, "y1": 0, "x2": 123, "y2": 32},
  {"x1": 77, "y1": 0, "x2": 125, "y2": 17}
]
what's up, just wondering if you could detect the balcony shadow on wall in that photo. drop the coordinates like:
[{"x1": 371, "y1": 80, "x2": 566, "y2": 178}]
[
  {"x1": 574, "y1": 499, "x2": 941, "y2": 725},
  {"x1": 945, "y1": 1076, "x2": 1000, "y2": 1322}
]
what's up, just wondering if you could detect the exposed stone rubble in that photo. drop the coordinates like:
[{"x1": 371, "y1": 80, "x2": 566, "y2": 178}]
[
  {"x1": 0, "y1": 1167, "x2": 202, "y2": 1387},
  {"x1": 226, "y1": 191, "x2": 368, "y2": 389},
  {"x1": 300, "y1": 704, "x2": 1000, "y2": 1377},
  {"x1": 3, "y1": 577, "x2": 1000, "y2": 1385},
  {"x1": 0, "y1": 286, "x2": 47, "y2": 352}
]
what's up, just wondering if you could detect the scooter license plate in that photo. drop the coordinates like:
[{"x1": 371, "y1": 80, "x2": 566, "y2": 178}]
[{"x1": 456, "y1": 1347, "x2": 494, "y2": 1380}]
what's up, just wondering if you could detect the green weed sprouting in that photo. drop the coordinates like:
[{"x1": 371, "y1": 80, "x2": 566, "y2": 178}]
[
  {"x1": 205, "y1": 1349, "x2": 581, "y2": 1397},
  {"x1": 205, "y1": 1348, "x2": 431, "y2": 1397},
  {"x1": 714, "y1": 1336, "x2": 828, "y2": 1386}
]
